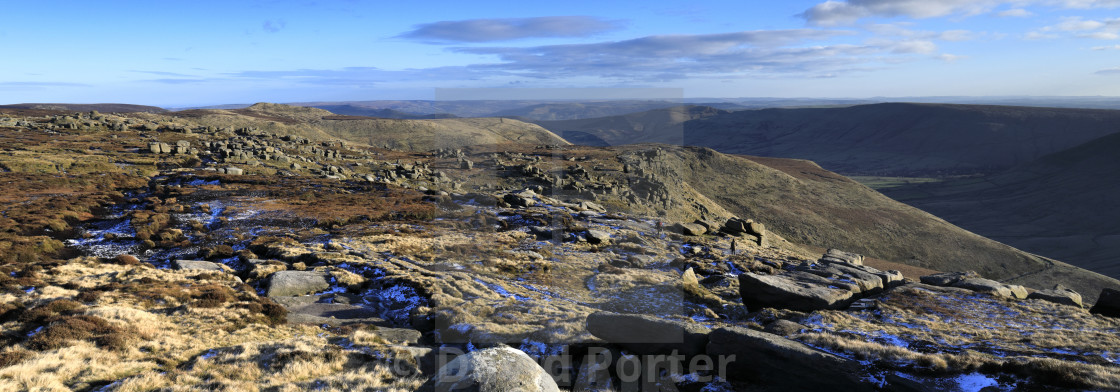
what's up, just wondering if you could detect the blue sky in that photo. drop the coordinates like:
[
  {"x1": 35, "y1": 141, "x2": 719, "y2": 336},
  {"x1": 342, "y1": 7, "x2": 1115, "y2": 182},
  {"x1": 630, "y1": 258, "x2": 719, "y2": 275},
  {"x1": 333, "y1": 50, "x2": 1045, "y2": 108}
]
[{"x1": 2, "y1": 0, "x2": 1120, "y2": 107}]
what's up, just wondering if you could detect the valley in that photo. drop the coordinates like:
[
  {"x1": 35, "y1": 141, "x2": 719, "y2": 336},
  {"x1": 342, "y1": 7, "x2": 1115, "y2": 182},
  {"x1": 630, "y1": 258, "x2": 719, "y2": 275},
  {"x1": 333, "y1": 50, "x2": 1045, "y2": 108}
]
[{"x1": 1, "y1": 104, "x2": 1119, "y2": 391}]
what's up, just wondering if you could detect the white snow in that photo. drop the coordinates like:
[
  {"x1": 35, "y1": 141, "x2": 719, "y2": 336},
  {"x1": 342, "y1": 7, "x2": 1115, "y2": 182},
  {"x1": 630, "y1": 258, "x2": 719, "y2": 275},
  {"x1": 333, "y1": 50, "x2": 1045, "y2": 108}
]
[{"x1": 955, "y1": 372, "x2": 999, "y2": 391}]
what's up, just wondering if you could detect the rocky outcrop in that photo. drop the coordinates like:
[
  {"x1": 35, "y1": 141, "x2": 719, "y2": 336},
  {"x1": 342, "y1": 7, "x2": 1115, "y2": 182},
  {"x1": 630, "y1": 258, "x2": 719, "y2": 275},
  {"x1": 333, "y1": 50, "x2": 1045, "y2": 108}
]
[
  {"x1": 433, "y1": 346, "x2": 559, "y2": 392},
  {"x1": 1028, "y1": 285, "x2": 1084, "y2": 308},
  {"x1": 706, "y1": 326, "x2": 871, "y2": 391},
  {"x1": 266, "y1": 271, "x2": 330, "y2": 297},
  {"x1": 738, "y1": 249, "x2": 904, "y2": 311},
  {"x1": 921, "y1": 271, "x2": 1029, "y2": 299},
  {"x1": 585, "y1": 311, "x2": 710, "y2": 357}
]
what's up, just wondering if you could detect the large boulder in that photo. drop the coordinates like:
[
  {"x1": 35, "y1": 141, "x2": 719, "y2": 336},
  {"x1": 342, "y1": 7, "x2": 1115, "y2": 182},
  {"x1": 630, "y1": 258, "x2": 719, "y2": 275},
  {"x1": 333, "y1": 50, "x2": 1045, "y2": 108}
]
[
  {"x1": 586, "y1": 311, "x2": 710, "y2": 357},
  {"x1": 706, "y1": 326, "x2": 871, "y2": 391},
  {"x1": 821, "y1": 248, "x2": 864, "y2": 265},
  {"x1": 266, "y1": 271, "x2": 330, "y2": 297},
  {"x1": 738, "y1": 271, "x2": 854, "y2": 311},
  {"x1": 674, "y1": 222, "x2": 707, "y2": 236},
  {"x1": 1090, "y1": 288, "x2": 1120, "y2": 318},
  {"x1": 434, "y1": 346, "x2": 559, "y2": 392},
  {"x1": 1028, "y1": 285, "x2": 1084, "y2": 308}
]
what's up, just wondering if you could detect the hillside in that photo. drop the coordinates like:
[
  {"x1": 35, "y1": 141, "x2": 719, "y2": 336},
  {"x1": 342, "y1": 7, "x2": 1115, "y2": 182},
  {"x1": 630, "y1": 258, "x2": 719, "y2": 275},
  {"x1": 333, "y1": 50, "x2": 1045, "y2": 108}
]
[
  {"x1": 537, "y1": 103, "x2": 1120, "y2": 176},
  {"x1": 883, "y1": 131, "x2": 1120, "y2": 279},
  {"x1": 603, "y1": 145, "x2": 1120, "y2": 302}
]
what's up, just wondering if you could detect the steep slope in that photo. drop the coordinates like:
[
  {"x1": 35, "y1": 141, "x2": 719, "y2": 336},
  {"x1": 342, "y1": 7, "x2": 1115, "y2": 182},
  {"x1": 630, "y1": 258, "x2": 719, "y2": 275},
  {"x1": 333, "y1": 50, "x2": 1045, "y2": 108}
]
[
  {"x1": 174, "y1": 103, "x2": 568, "y2": 150},
  {"x1": 883, "y1": 131, "x2": 1120, "y2": 279},
  {"x1": 603, "y1": 145, "x2": 1120, "y2": 302},
  {"x1": 538, "y1": 103, "x2": 1120, "y2": 176}
]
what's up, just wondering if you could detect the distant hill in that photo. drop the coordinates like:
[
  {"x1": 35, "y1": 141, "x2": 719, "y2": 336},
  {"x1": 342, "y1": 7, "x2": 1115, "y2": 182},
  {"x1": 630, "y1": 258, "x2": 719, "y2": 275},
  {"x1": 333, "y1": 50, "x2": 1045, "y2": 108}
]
[
  {"x1": 537, "y1": 103, "x2": 1120, "y2": 176},
  {"x1": 535, "y1": 105, "x2": 729, "y2": 146},
  {"x1": 488, "y1": 101, "x2": 733, "y2": 121},
  {"x1": 883, "y1": 131, "x2": 1120, "y2": 279},
  {"x1": 0, "y1": 103, "x2": 167, "y2": 113},
  {"x1": 308, "y1": 105, "x2": 456, "y2": 119},
  {"x1": 175, "y1": 103, "x2": 567, "y2": 150}
]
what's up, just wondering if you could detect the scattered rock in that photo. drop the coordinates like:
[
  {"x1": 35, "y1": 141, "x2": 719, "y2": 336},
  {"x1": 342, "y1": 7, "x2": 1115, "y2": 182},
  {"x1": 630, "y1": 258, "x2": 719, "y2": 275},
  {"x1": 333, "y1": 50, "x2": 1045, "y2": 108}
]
[
  {"x1": 706, "y1": 326, "x2": 870, "y2": 391},
  {"x1": 266, "y1": 271, "x2": 330, "y2": 297},
  {"x1": 738, "y1": 271, "x2": 855, "y2": 311},
  {"x1": 1028, "y1": 285, "x2": 1084, "y2": 308},
  {"x1": 586, "y1": 311, "x2": 710, "y2": 356},
  {"x1": 433, "y1": 346, "x2": 559, "y2": 392}
]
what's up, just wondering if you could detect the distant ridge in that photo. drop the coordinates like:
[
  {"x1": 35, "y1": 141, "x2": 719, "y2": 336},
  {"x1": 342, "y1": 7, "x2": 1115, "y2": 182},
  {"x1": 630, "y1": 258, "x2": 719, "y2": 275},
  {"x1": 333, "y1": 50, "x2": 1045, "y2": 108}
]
[
  {"x1": 536, "y1": 102, "x2": 1120, "y2": 176},
  {"x1": 309, "y1": 104, "x2": 457, "y2": 119},
  {"x1": 0, "y1": 103, "x2": 167, "y2": 113}
]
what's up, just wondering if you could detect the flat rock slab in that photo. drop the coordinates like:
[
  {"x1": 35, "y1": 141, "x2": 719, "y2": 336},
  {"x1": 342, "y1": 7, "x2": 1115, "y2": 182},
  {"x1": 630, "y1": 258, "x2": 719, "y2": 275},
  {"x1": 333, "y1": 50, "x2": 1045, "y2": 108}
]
[
  {"x1": 266, "y1": 271, "x2": 330, "y2": 297},
  {"x1": 285, "y1": 302, "x2": 388, "y2": 326},
  {"x1": 952, "y1": 278, "x2": 1013, "y2": 298},
  {"x1": 707, "y1": 326, "x2": 872, "y2": 391},
  {"x1": 920, "y1": 271, "x2": 980, "y2": 287},
  {"x1": 173, "y1": 259, "x2": 231, "y2": 272},
  {"x1": 586, "y1": 311, "x2": 710, "y2": 357},
  {"x1": 739, "y1": 271, "x2": 854, "y2": 311}
]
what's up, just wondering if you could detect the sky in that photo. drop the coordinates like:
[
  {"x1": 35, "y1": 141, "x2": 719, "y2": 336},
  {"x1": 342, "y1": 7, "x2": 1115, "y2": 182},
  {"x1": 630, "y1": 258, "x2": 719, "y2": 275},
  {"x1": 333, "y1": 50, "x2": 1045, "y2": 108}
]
[{"x1": 2, "y1": 0, "x2": 1120, "y2": 107}]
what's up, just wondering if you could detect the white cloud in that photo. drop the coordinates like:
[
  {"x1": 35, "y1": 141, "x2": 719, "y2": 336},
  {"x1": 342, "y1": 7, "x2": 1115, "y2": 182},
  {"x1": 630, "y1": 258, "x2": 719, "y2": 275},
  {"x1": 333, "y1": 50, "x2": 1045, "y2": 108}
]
[
  {"x1": 801, "y1": 0, "x2": 1120, "y2": 25},
  {"x1": 801, "y1": 0, "x2": 1008, "y2": 26},
  {"x1": 1031, "y1": 16, "x2": 1120, "y2": 40},
  {"x1": 399, "y1": 16, "x2": 622, "y2": 43},
  {"x1": 1095, "y1": 66, "x2": 1120, "y2": 74},
  {"x1": 1091, "y1": 44, "x2": 1120, "y2": 49},
  {"x1": 997, "y1": 8, "x2": 1035, "y2": 17},
  {"x1": 938, "y1": 53, "x2": 968, "y2": 61}
]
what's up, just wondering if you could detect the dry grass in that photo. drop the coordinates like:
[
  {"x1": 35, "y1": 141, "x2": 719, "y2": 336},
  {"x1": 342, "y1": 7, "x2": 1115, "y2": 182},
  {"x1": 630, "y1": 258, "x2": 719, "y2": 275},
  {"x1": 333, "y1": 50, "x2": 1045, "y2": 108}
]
[
  {"x1": 791, "y1": 284, "x2": 1120, "y2": 389},
  {"x1": 107, "y1": 336, "x2": 425, "y2": 392}
]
